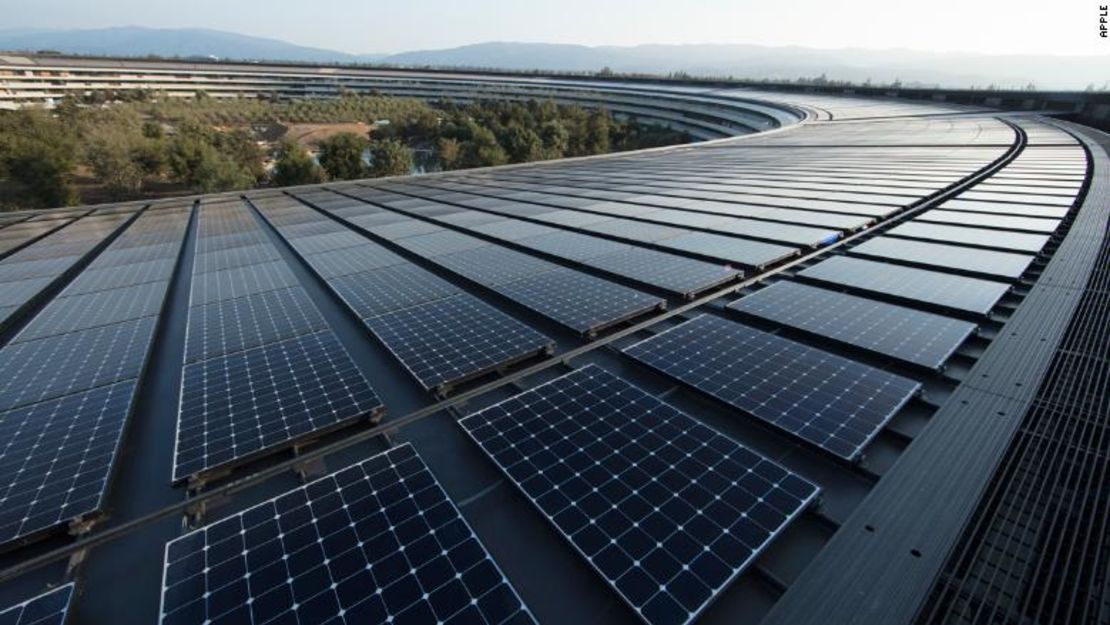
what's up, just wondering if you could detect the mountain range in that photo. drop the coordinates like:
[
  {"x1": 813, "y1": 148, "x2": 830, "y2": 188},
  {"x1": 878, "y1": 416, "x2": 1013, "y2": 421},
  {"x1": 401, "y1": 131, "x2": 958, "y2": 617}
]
[{"x1": 1, "y1": 27, "x2": 1106, "y2": 90}]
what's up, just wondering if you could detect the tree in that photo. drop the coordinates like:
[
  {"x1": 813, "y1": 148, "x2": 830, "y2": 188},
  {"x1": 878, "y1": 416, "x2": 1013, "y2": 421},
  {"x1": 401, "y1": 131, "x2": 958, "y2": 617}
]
[
  {"x1": 167, "y1": 135, "x2": 254, "y2": 193},
  {"x1": 212, "y1": 129, "x2": 264, "y2": 181},
  {"x1": 87, "y1": 139, "x2": 144, "y2": 198},
  {"x1": 271, "y1": 139, "x2": 324, "y2": 187},
  {"x1": 539, "y1": 120, "x2": 569, "y2": 159},
  {"x1": 501, "y1": 125, "x2": 543, "y2": 163},
  {"x1": 458, "y1": 125, "x2": 507, "y2": 168},
  {"x1": 436, "y1": 137, "x2": 461, "y2": 170},
  {"x1": 369, "y1": 139, "x2": 413, "y2": 177},
  {"x1": 316, "y1": 132, "x2": 369, "y2": 180},
  {"x1": 0, "y1": 110, "x2": 78, "y2": 207},
  {"x1": 585, "y1": 108, "x2": 611, "y2": 155},
  {"x1": 141, "y1": 121, "x2": 164, "y2": 139}
]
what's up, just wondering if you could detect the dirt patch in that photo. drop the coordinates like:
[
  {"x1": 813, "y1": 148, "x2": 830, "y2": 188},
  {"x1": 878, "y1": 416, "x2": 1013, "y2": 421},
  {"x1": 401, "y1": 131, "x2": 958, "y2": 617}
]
[{"x1": 282, "y1": 123, "x2": 372, "y2": 148}]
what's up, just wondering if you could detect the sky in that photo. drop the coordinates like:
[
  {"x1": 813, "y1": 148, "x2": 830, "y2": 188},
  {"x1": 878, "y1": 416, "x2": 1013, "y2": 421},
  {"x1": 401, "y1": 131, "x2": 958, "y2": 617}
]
[{"x1": 2, "y1": 0, "x2": 1104, "y2": 56}]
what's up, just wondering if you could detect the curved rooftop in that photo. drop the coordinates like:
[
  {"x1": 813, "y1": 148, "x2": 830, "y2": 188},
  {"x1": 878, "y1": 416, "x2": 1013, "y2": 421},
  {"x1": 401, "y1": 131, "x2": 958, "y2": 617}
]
[{"x1": 0, "y1": 60, "x2": 1106, "y2": 625}]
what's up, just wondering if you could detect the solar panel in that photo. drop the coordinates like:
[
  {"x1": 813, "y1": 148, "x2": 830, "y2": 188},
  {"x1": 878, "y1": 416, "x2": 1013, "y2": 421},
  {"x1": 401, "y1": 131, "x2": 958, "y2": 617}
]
[
  {"x1": 849, "y1": 237, "x2": 1035, "y2": 280},
  {"x1": 798, "y1": 256, "x2": 1010, "y2": 315},
  {"x1": 587, "y1": 248, "x2": 740, "y2": 297},
  {"x1": 915, "y1": 209, "x2": 1061, "y2": 234},
  {"x1": 174, "y1": 330, "x2": 383, "y2": 481},
  {"x1": 0, "y1": 317, "x2": 156, "y2": 412},
  {"x1": 492, "y1": 268, "x2": 663, "y2": 334},
  {"x1": 392, "y1": 230, "x2": 490, "y2": 257},
  {"x1": 624, "y1": 314, "x2": 921, "y2": 459},
  {"x1": 190, "y1": 261, "x2": 299, "y2": 305},
  {"x1": 192, "y1": 244, "x2": 281, "y2": 274},
  {"x1": 435, "y1": 246, "x2": 559, "y2": 287},
  {"x1": 729, "y1": 282, "x2": 977, "y2": 370},
  {"x1": 12, "y1": 282, "x2": 169, "y2": 343},
  {"x1": 459, "y1": 365, "x2": 819, "y2": 625},
  {"x1": 329, "y1": 264, "x2": 460, "y2": 319},
  {"x1": 0, "y1": 584, "x2": 74, "y2": 625},
  {"x1": 63, "y1": 257, "x2": 177, "y2": 295},
  {"x1": 160, "y1": 444, "x2": 535, "y2": 625},
  {"x1": 363, "y1": 295, "x2": 553, "y2": 392},
  {"x1": 517, "y1": 231, "x2": 632, "y2": 260},
  {"x1": 303, "y1": 245, "x2": 407, "y2": 279},
  {"x1": 0, "y1": 381, "x2": 135, "y2": 546},
  {"x1": 659, "y1": 232, "x2": 798, "y2": 268},
  {"x1": 887, "y1": 222, "x2": 1049, "y2": 253},
  {"x1": 184, "y1": 286, "x2": 328, "y2": 363}
]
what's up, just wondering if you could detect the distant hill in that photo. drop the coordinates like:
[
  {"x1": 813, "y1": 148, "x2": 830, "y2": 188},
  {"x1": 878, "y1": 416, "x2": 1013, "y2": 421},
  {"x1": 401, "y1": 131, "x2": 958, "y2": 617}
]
[
  {"x1": 0, "y1": 27, "x2": 386, "y2": 63},
  {"x1": 1, "y1": 27, "x2": 1106, "y2": 90}
]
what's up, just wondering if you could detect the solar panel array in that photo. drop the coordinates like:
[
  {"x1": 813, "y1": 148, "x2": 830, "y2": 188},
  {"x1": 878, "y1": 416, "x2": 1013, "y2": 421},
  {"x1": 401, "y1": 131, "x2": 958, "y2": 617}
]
[
  {"x1": 0, "y1": 583, "x2": 74, "y2": 625},
  {"x1": 250, "y1": 194, "x2": 554, "y2": 393},
  {"x1": 0, "y1": 205, "x2": 190, "y2": 547},
  {"x1": 460, "y1": 365, "x2": 819, "y2": 625},
  {"x1": 288, "y1": 189, "x2": 666, "y2": 335},
  {"x1": 0, "y1": 210, "x2": 133, "y2": 329},
  {"x1": 174, "y1": 200, "x2": 382, "y2": 482},
  {"x1": 161, "y1": 444, "x2": 535, "y2": 625},
  {"x1": 335, "y1": 185, "x2": 742, "y2": 298},
  {"x1": 728, "y1": 282, "x2": 978, "y2": 370},
  {"x1": 624, "y1": 314, "x2": 921, "y2": 459}
]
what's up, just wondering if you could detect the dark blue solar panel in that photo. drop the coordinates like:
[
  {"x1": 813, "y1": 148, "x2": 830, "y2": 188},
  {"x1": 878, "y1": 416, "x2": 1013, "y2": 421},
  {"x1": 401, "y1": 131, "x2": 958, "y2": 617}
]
[
  {"x1": 0, "y1": 381, "x2": 136, "y2": 546},
  {"x1": 492, "y1": 268, "x2": 663, "y2": 334},
  {"x1": 160, "y1": 444, "x2": 535, "y2": 625},
  {"x1": 624, "y1": 314, "x2": 921, "y2": 459},
  {"x1": 363, "y1": 295, "x2": 553, "y2": 392},
  {"x1": 0, "y1": 584, "x2": 74, "y2": 625},
  {"x1": 729, "y1": 281, "x2": 978, "y2": 370},
  {"x1": 184, "y1": 286, "x2": 327, "y2": 363},
  {"x1": 329, "y1": 264, "x2": 460, "y2": 319},
  {"x1": 586, "y1": 248, "x2": 741, "y2": 297},
  {"x1": 460, "y1": 365, "x2": 818, "y2": 625},
  {"x1": 174, "y1": 330, "x2": 383, "y2": 481},
  {"x1": 0, "y1": 317, "x2": 156, "y2": 412}
]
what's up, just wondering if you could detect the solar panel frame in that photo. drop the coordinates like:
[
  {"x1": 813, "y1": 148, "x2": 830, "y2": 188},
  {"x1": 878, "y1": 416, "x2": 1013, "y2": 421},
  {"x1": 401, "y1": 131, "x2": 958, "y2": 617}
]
[
  {"x1": 460, "y1": 365, "x2": 819, "y2": 625},
  {"x1": 849, "y1": 236, "x2": 1035, "y2": 280},
  {"x1": 329, "y1": 264, "x2": 461, "y2": 320},
  {"x1": 160, "y1": 444, "x2": 536, "y2": 625}
]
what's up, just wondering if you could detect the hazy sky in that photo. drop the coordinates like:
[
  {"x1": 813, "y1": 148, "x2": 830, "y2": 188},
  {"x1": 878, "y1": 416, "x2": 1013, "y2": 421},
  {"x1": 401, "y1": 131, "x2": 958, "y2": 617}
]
[{"x1": 2, "y1": 0, "x2": 1103, "y2": 55}]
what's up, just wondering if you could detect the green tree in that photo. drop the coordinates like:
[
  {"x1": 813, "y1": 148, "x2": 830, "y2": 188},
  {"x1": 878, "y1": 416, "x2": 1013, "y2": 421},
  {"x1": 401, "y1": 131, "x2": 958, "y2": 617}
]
[
  {"x1": 271, "y1": 139, "x2": 324, "y2": 187},
  {"x1": 167, "y1": 135, "x2": 254, "y2": 193},
  {"x1": 316, "y1": 132, "x2": 369, "y2": 180},
  {"x1": 369, "y1": 139, "x2": 413, "y2": 177},
  {"x1": 501, "y1": 125, "x2": 543, "y2": 163},
  {"x1": 459, "y1": 125, "x2": 507, "y2": 168},
  {"x1": 539, "y1": 121, "x2": 569, "y2": 159},
  {"x1": 0, "y1": 110, "x2": 78, "y2": 207},
  {"x1": 87, "y1": 139, "x2": 144, "y2": 198},
  {"x1": 585, "y1": 108, "x2": 611, "y2": 154},
  {"x1": 212, "y1": 129, "x2": 264, "y2": 181},
  {"x1": 436, "y1": 137, "x2": 461, "y2": 170},
  {"x1": 141, "y1": 121, "x2": 164, "y2": 139}
]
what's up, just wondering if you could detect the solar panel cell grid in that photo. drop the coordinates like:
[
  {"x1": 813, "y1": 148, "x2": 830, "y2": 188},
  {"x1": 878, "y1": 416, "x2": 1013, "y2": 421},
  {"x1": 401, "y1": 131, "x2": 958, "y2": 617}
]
[
  {"x1": 0, "y1": 381, "x2": 136, "y2": 546},
  {"x1": 161, "y1": 444, "x2": 535, "y2": 625},
  {"x1": 492, "y1": 268, "x2": 663, "y2": 334},
  {"x1": 13, "y1": 282, "x2": 169, "y2": 343},
  {"x1": 364, "y1": 295, "x2": 553, "y2": 391},
  {"x1": 729, "y1": 282, "x2": 977, "y2": 370},
  {"x1": 460, "y1": 365, "x2": 819, "y2": 625},
  {"x1": 184, "y1": 286, "x2": 328, "y2": 363},
  {"x1": 0, "y1": 317, "x2": 156, "y2": 413},
  {"x1": 329, "y1": 264, "x2": 461, "y2": 319},
  {"x1": 624, "y1": 314, "x2": 921, "y2": 459},
  {"x1": 174, "y1": 330, "x2": 382, "y2": 481},
  {"x1": 587, "y1": 249, "x2": 740, "y2": 297}
]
